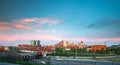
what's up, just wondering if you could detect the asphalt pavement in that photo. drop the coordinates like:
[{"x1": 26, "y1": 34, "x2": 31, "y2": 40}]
[
  {"x1": 0, "y1": 62, "x2": 19, "y2": 65},
  {"x1": 34, "y1": 57, "x2": 120, "y2": 65}
]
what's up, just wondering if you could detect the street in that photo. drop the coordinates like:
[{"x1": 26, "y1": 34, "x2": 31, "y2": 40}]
[
  {"x1": 52, "y1": 59, "x2": 120, "y2": 65},
  {"x1": 35, "y1": 57, "x2": 120, "y2": 65},
  {"x1": 0, "y1": 62, "x2": 19, "y2": 65}
]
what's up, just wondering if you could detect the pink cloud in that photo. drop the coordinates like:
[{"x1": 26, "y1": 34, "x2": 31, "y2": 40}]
[
  {"x1": 36, "y1": 29, "x2": 56, "y2": 33},
  {"x1": 12, "y1": 24, "x2": 31, "y2": 30},
  {"x1": 36, "y1": 30, "x2": 42, "y2": 32},
  {"x1": 0, "y1": 33, "x2": 120, "y2": 42},
  {"x1": 0, "y1": 18, "x2": 61, "y2": 31},
  {"x1": 0, "y1": 22, "x2": 8, "y2": 25},
  {"x1": 0, "y1": 22, "x2": 11, "y2": 30},
  {"x1": 19, "y1": 18, "x2": 60, "y2": 25},
  {"x1": 0, "y1": 34, "x2": 16, "y2": 41},
  {"x1": 0, "y1": 21, "x2": 31, "y2": 31},
  {"x1": 68, "y1": 38, "x2": 120, "y2": 42},
  {"x1": 22, "y1": 18, "x2": 38, "y2": 23},
  {"x1": 0, "y1": 25, "x2": 10, "y2": 31},
  {"x1": 0, "y1": 34, "x2": 62, "y2": 42}
]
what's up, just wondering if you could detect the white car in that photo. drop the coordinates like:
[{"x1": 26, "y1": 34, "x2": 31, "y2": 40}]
[{"x1": 39, "y1": 61, "x2": 46, "y2": 64}]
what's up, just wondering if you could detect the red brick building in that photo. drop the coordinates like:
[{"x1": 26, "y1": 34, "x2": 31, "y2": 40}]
[{"x1": 89, "y1": 45, "x2": 106, "y2": 51}]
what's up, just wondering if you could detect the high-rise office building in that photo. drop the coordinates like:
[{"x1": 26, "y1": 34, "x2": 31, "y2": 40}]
[
  {"x1": 30, "y1": 40, "x2": 41, "y2": 46},
  {"x1": 30, "y1": 40, "x2": 35, "y2": 46},
  {"x1": 36, "y1": 40, "x2": 40, "y2": 46}
]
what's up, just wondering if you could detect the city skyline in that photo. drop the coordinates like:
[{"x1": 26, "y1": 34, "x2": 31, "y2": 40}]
[{"x1": 0, "y1": 0, "x2": 120, "y2": 46}]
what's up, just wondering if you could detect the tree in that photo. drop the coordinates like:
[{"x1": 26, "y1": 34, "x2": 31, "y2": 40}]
[
  {"x1": 78, "y1": 48, "x2": 87, "y2": 54},
  {"x1": 55, "y1": 47, "x2": 64, "y2": 52},
  {"x1": 70, "y1": 48, "x2": 76, "y2": 53}
]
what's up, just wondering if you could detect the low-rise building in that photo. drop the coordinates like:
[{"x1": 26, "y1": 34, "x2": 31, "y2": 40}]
[{"x1": 88, "y1": 45, "x2": 107, "y2": 51}]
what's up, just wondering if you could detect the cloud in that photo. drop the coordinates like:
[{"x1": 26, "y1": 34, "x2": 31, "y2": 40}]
[
  {"x1": 36, "y1": 29, "x2": 56, "y2": 33},
  {"x1": 0, "y1": 21, "x2": 31, "y2": 31},
  {"x1": 87, "y1": 18, "x2": 120, "y2": 29},
  {"x1": 36, "y1": 30, "x2": 42, "y2": 33},
  {"x1": 64, "y1": 37, "x2": 120, "y2": 42},
  {"x1": 17, "y1": 18, "x2": 60, "y2": 25},
  {"x1": 0, "y1": 33, "x2": 119, "y2": 42},
  {"x1": 0, "y1": 34, "x2": 62, "y2": 41},
  {"x1": 0, "y1": 33, "x2": 120, "y2": 46},
  {"x1": 12, "y1": 23, "x2": 31, "y2": 30},
  {"x1": 0, "y1": 18, "x2": 61, "y2": 31},
  {"x1": 86, "y1": 18, "x2": 120, "y2": 38},
  {"x1": 0, "y1": 22, "x2": 11, "y2": 30}
]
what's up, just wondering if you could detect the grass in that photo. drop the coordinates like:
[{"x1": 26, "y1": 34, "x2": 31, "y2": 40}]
[
  {"x1": 105, "y1": 58, "x2": 120, "y2": 62},
  {"x1": 52, "y1": 52, "x2": 120, "y2": 57},
  {"x1": 92, "y1": 58, "x2": 120, "y2": 63},
  {"x1": 0, "y1": 58, "x2": 44, "y2": 65}
]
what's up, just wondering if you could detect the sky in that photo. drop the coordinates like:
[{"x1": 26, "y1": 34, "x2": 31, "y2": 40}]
[{"x1": 0, "y1": 0, "x2": 120, "y2": 46}]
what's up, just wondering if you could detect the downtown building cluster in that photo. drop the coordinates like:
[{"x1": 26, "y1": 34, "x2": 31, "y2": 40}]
[{"x1": 0, "y1": 40, "x2": 106, "y2": 56}]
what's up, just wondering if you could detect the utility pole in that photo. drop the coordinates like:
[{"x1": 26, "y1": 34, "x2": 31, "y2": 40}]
[
  {"x1": 105, "y1": 41, "x2": 107, "y2": 55},
  {"x1": 76, "y1": 48, "x2": 77, "y2": 59},
  {"x1": 74, "y1": 48, "x2": 77, "y2": 59},
  {"x1": 53, "y1": 47, "x2": 55, "y2": 59},
  {"x1": 93, "y1": 50, "x2": 96, "y2": 59}
]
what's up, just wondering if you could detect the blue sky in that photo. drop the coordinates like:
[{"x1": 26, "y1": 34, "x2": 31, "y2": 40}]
[{"x1": 0, "y1": 0, "x2": 120, "y2": 46}]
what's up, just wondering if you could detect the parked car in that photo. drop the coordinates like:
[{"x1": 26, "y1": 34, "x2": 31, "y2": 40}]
[{"x1": 38, "y1": 61, "x2": 46, "y2": 64}]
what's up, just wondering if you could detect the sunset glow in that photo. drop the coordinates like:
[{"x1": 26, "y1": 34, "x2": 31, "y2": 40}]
[{"x1": 0, "y1": 0, "x2": 120, "y2": 46}]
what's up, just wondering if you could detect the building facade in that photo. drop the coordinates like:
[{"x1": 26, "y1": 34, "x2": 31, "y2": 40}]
[
  {"x1": 30, "y1": 40, "x2": 41, "y2": 46},
  {"x1": 88, "y1": 45, "x2": 107, "y2": 51}
]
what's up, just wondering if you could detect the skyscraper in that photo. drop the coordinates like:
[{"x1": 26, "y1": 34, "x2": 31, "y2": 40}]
[
  {"x1": 36, "y1": 40, "x2": 40, "y2": 46},
  {"x1": 30, "y1": 40, "x2": 41, "y2": 46}
]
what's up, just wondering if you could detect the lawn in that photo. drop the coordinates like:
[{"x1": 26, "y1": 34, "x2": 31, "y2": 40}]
[
  {"x1": 0, "y1": 58, "x2": 44, "y2": 65},
  {"x1": 92, "y1": 57, "x2": 120, "y2": 62}
]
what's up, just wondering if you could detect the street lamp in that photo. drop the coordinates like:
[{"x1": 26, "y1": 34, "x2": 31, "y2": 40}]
[
  {"x1": 74, "y1": 48, "x2": 77, "y2": 59},
  {"x1": 93, "y1": 50, "x2": 96, "y2": 59}
]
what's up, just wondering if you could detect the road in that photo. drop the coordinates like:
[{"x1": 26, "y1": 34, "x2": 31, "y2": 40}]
[
  {"x1": 0, "y1": 62, "x2": 19, "y2": 65},
  {"x1": 50, "y1": 56, "x2": 120, "y2": 65},
  {"x1": 35, "y1": 57, "x2": 120, "y2": 65},
  {"x1": 52, "y1": 59, "x2": 120, "y2": 65}
]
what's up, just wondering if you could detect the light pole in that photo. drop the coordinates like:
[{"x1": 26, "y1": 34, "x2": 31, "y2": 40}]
[
  {"x1": 93, "y1": 50, "x2": 96, "y2": 59},
  {"x1": 74, "y1": 48, "x2": 77, "y2": 59}
]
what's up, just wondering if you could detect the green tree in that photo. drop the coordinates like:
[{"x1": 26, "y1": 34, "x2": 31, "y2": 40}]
[
  {"x1": 70, "y1": 48, "x2": 76, "y2": 53},
  {"x1": 114, "y1": 47, "x2": 120, "y2": 55},
  {"x1": 55, "y1": 47, "x2": 64, "y2": 52},
  {"x1": 78, "y1": 48, "x2": 87, "y2": 54}
]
